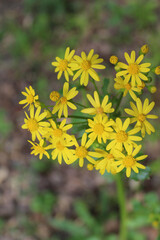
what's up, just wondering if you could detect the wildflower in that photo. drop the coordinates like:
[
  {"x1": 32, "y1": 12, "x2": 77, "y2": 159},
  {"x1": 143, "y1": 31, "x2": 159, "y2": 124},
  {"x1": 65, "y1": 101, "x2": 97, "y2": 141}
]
[
  {"x1": 107, "y1": 118, "x2": 142, "y2": 152},
  {"x1": 125, "y1": 98, "x2": 158, "y2": 137},
  {"x1": 81, "y1": 91, "x2": 114, "y2": 116},
  {"x1": 114, "y1": 76, "x2": 141, "y2": 101},
  {"x1": 155, "y1": 66, "x2": 160, "y2": 75},
  {"x1": 28, "y1": 139, "x2": 50, "y2": 159},
  {"x1": 115, "y1": 145, "x2": 147, "y2": 177},
  {"x1": 69, "y1": 49, "x2": 106, "y2": 86},
  {"x1": 22, "y1": 107, "x2": 50, "y2": 141},
  {"x1": 71, "y1": 133, "x2": 99, "y2": 167},
  {"x1": 110, "y1": 55, "x2": 118, "y2": 65},
  {"x1": 86, "y1": 115, "x2": 114, "y2": 144},
  {"x1": 95, "y1": 149, "x2": 118, "y2": 175},
  {"x1": 50, "y1": 91, "x2": 60, "y2": 102},
  {"x1": 19, "y1": 86, "x2": 39, "y2": 109},
  {"x1": 116, "y1": 50, "x2": 151, "y2": 86},
  {"x1": 52, "y1": 47, "x2": 75, "y2": 81},
  {"x1": 52, "y1": 82, "x2": 78, "y2": 118},
  {"x1": 141, "y1": 44, "x2": 149, "y2": 54}
]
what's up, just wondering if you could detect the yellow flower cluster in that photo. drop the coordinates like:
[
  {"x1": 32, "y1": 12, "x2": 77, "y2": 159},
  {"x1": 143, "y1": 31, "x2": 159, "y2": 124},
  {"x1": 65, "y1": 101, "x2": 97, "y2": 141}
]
[{"x1": 20, "y1": 46, "x2": 158, "y2": 178}]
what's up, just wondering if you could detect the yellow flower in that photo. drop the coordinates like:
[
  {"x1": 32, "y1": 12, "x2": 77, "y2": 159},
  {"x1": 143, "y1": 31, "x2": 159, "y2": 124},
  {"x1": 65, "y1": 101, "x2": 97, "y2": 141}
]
[
  {"x1": 19, "y1": 86, "x2": 39, "y2": 109},
  {"x1": 116, "y1": 50, "x2": 151, "y2": 86},
  {"x1": 149, "y1": 86, "x2": 157, "y2": 94},
  {"x1": 69, "y1": 49, "x2": 106, "y2": 86},
  {"x1": 141, "y1": 44, "x2": 149, "y2": 54},
  {"x1": 49, "y1": 138, "x2": 75, "y2": 164},
  {"x1": 109, "y1": 55, "x2": 118, "y2": 65},
  {"x1": 51, "y1": 47, "x2": 75, "y2": 81},
  {"x1": 28, "y1": 139, "x2": 50, "y2": 159},
  {"x1": 45, "y1": 119, "x2": 72, "y2": 141},
  {"x1": 114, "y1": 76, "x2": 141, "y2": 101},
  {"x1": 86, "y1": 115, "x2": 114, "y2": 144},
  {"x1": 95, "y1": 149, "x2": 118, "y2": 175},
  {"x1": 87, "y1": 163, "x2": 94, "y2": 171},
  {"x1": 22, "y1": 107, "x2": 50, "y2": 141},
  {"x1": 115, "y1": 145, "x2": 147, "y2": 177},
  {"x1": 107, "y1": 118, "x2": 142, "y2": 152},
  {"x1": 52, "y1": 82, "x2": 78, "y2": 118},
  {"x1": 125, "y1": 98, "x2": 158, "y2": 137},
  {"x1": 50, "y1": 91, "x2": 60, "y2": 102},
  {"x1": 81, "y1": 91, "x2": 114, "y2": 116},
  {"x1": 155, "y1": 66, "x2": 160, "y2": 75}
]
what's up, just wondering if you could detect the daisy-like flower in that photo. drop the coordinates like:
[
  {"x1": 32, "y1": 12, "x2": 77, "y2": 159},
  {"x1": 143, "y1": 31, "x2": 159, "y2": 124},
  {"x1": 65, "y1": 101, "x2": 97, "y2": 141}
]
[
  {"x1": 114, "y1": 76, "x2": 141, "y2": 101},
  {"x1": 107, "y1": 118, "x2": 142, "y2": 152},
  {"x1": 49, "y1": 138, "x2": 75, "y2": 164},
  {"x1": 71, "y1": 133, "x2": 99, "y2": 167},
  {"x1": 81, "y1": 91, "x2": 114, "y2": 116},
  {"x1": 116, "y1": 51, "x2": 151, "y2": 86},
  {"x1": 86, "y1": 115, "x2": 114, "y2": 144},
  {"x1": 19, "y1": 86, "x2": 39, "y2": 109},
  {"x1": 28, "y1": 139, "x2": 50, "y2": 159},
  {"x1": 125, "y1": 98, "x2": 158, "y2": 137},
  {"x1": 115, "y1": 145, "x2": 147, "y2": 177},
  {"x1": 22, "y1": 107, "x2": 50, "y2": 141},
  {"x1": 69, "y1": 49, "x2": 106, "y2": 86},
  {"x1": 95, "y1": 149, "x2": 118, "y2": 175},
  {"x1": 52, "y1": 82, "x2": 78, "y2": 118},
  {"x1": 51, "y1": 47, "x2": 75, "y2": 81},
  {"x1": 45, "y1": 119, "x2": 73, "y2": 141}
]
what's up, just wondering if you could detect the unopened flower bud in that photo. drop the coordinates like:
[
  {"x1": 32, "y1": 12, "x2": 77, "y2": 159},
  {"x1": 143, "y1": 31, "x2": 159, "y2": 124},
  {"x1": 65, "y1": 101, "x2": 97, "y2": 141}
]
[
  {"x1": 87, "y1": 164, "x2": 94, "y2": 171},
  {"x1": 155, "y1": 66, "x2": 160, "y2": 75},
  {"x1": 50, "y1": 91, "x2": 60, "y2": 102},
  {"x1": 110, "y1": 55, "x2": 118, "y2": 65},
  {"x1": 148, "y1": 86, "x2": 157, "y2": 94},
  {"x1": 141, "y1": 44, "x2": 149, "y2": 54}
]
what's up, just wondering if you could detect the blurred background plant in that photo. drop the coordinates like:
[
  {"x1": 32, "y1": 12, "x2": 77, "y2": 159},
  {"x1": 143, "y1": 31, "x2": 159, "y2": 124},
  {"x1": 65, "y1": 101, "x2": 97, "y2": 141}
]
[{"x1": 0, "y1": 0, "x2": 160, "y2": 239}]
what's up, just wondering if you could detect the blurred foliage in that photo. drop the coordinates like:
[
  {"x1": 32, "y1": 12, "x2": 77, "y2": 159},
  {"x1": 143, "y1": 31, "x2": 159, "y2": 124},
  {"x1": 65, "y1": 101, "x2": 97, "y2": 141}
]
[{"x1": 0, "y1": 109, "x2": 13, "y2": 138}]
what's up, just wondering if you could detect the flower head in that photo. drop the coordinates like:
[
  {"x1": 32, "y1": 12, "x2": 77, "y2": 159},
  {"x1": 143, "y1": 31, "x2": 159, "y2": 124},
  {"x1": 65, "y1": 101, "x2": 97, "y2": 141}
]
[
  {"x1": 52, "y1": 47, "x2": 75, "y2": 81},
  {"x1": 125, "y1": 98, "x2": 158, "y2": 137},
  {"x1": 50, "y1": 91, "x2": 60, "y2": 102},
  {"x1": 19, "y1": 86, "x2": 39, "y2": 109},
  {"x1": 81, "y1": 91, "x2": 114, "y2": 116},
  {"x1": 52, "y1": 82, "x2": 78, "y2": 118},
  {"x1": 22, "y1": 107, "x2": 50, "y2": 141},
  {"x1": 69, "y1": 49, "x2": 106, "y2": 86},
  {"x1": 116, "y1": 50, "x2": 151, "y2": 86},
  {"x1": 28, "y1": 139, "x2": 50, "y2": 159},
  {"x1": 115, "y1": 145, "x2": 147, "y2": 177},
  {"x1": 141, "y1": 44, "x2": 149, "y2": 54},
  {"x1": 110, "y1": 55, "x2": 118, "y2": 65}
]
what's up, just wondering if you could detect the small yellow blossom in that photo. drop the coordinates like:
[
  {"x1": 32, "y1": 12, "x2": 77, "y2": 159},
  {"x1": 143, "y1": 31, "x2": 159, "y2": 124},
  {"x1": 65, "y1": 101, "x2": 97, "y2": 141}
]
[
  {"x1": 141, "y1": 44, "x2": 149, "y2": 54},
  {"x1": 52, "y1": 47, "x2": 75, "y2": 81},
  {"x1": 110, "y1": 55, "x2": 118, "y2": 65},
  {"x1": 69, "y1": 49, "x2": 106, "y2": 86},
  {"x1": 50, "y1": 91, "x2": 60, "y2": 102},
  {"x1": 125, "y1": 98, "x2": 158, "y2": 137},
  {"x1": 114, "y1": 76, "x2": 141, "y2": 101},
  {"x1": 107, "y1": 118, "x2": 142, "y2": 152},
  {"x1": 81, "y1": 91, "x2": 114, "y2": 116},
  {"x1": 19, "y1": 86, "x2": 39, "y2": 109},
  {"x1": 28, "y1": 139, "x2": 50, "y2": 159},
  {"x1": 86, "y1": 115, "x2": 114, "y2": 144},
  {"x1": 22, "y1": 107, "x2": 50, "y2": 141},
  {"x1": 149, "y1": 86, "x2": 157, "y2": 94},
  {"x1": 116, "y1": 50, "x2": 151, "y2": 86},
  {"x1": 155, "y1": 66, "x2": 160, "y2": 75},
  {"x1": 87, "y1": 163, "x2": 94, "y2": 171},
  {"x1": 115, "y1": 145, "x2": 147, "y2": 177},
  {"x1": 52, "y1": 82, "x2": 78, "y2": 118}
]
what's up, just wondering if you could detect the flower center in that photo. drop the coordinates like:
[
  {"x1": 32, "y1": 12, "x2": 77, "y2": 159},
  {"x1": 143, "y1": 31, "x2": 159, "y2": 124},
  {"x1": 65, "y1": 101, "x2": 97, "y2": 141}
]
[
  {"x1": 125, "y1": 83, "x2": 131, "y2": 90},
  {"x1": 138, "y1": 114, "x2": 146, "y2": 122},
  {"x1": 59, "y1": 59, "x2": 68, "y2": 71},
  {"x1": 26, "y1": 94, "x2": 34, "y2": 104},
  {"x1": 96, "y1": 107, "x2": 104, "y2": 114},
  {"x1": 128, "y1": 63, "x2": 139, "y2": 75},
  {"x1": 75, "y1": 146, "x2": 88, "y2": 158},
  {"x1": 81, "y1": 60, "x2": 91, "y2": 71},
  {"x1": 56, "y1": 141, "x2": 65, "y2": 151},
  {"x1": 93, "y1": 123, "x2": 104, "y2": 135},
  {"x1": 116, "y1": 130, "x2": 128, "y2": 142},
  {"x1": 35, "y1": 145, "x2": 45, "y2": 154},
  {"x1": 107, "y1": 153, "x2": 114, "y2": 160},
  {"x1": 60, "y1": 97, "x2": 67, "y2": 104},
  {"x1": 53, "y1": 129, "x2": 63, "y2": 137},
  {"x1": 27, "y1": 118, "x2": 39, "y2": 132},
  {"x1": 123, "y1": 155, "x2": 135, "y2": 167},
  {"x1": 50, "y1": 91, "x2": 60, "y2": 102}
]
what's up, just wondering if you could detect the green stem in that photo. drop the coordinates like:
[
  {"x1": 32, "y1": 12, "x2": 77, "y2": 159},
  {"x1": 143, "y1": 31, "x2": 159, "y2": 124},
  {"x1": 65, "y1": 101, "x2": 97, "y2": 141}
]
[
  {"x1": 91, "y1": 79, "x2": 100, "y2": 96},
  {"x1": 71, "y1": 121, "x2": 88, "y2": 125},
  {"x1": 71, "y1": 101, "x2": 87, "y2": 108},
  {"x1": 114, "y1": 92, "x2": 123, "y2": 113},
  {"x1": 115, "y1": 173, "x2": 127, "y2": 240},
  {"x1": 44, "y1": 115, "x2": 92, "y2": 121}
]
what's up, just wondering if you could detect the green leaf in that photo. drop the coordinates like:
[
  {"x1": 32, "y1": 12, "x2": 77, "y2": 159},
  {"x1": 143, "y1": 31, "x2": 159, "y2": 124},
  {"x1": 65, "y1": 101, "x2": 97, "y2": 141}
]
[
  {"x1": 102, "y1": 78, "x2": 110, "y2": 96},
  {"x1": 130, "y1": 167, "x2": 151, "y2": 181}
]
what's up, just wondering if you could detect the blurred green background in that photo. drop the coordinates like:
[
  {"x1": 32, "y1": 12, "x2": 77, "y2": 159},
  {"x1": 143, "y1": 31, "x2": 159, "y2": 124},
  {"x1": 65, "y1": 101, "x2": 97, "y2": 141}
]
[{"x1": 0, "y1": 0, "x2": 160, "y2": 239}]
